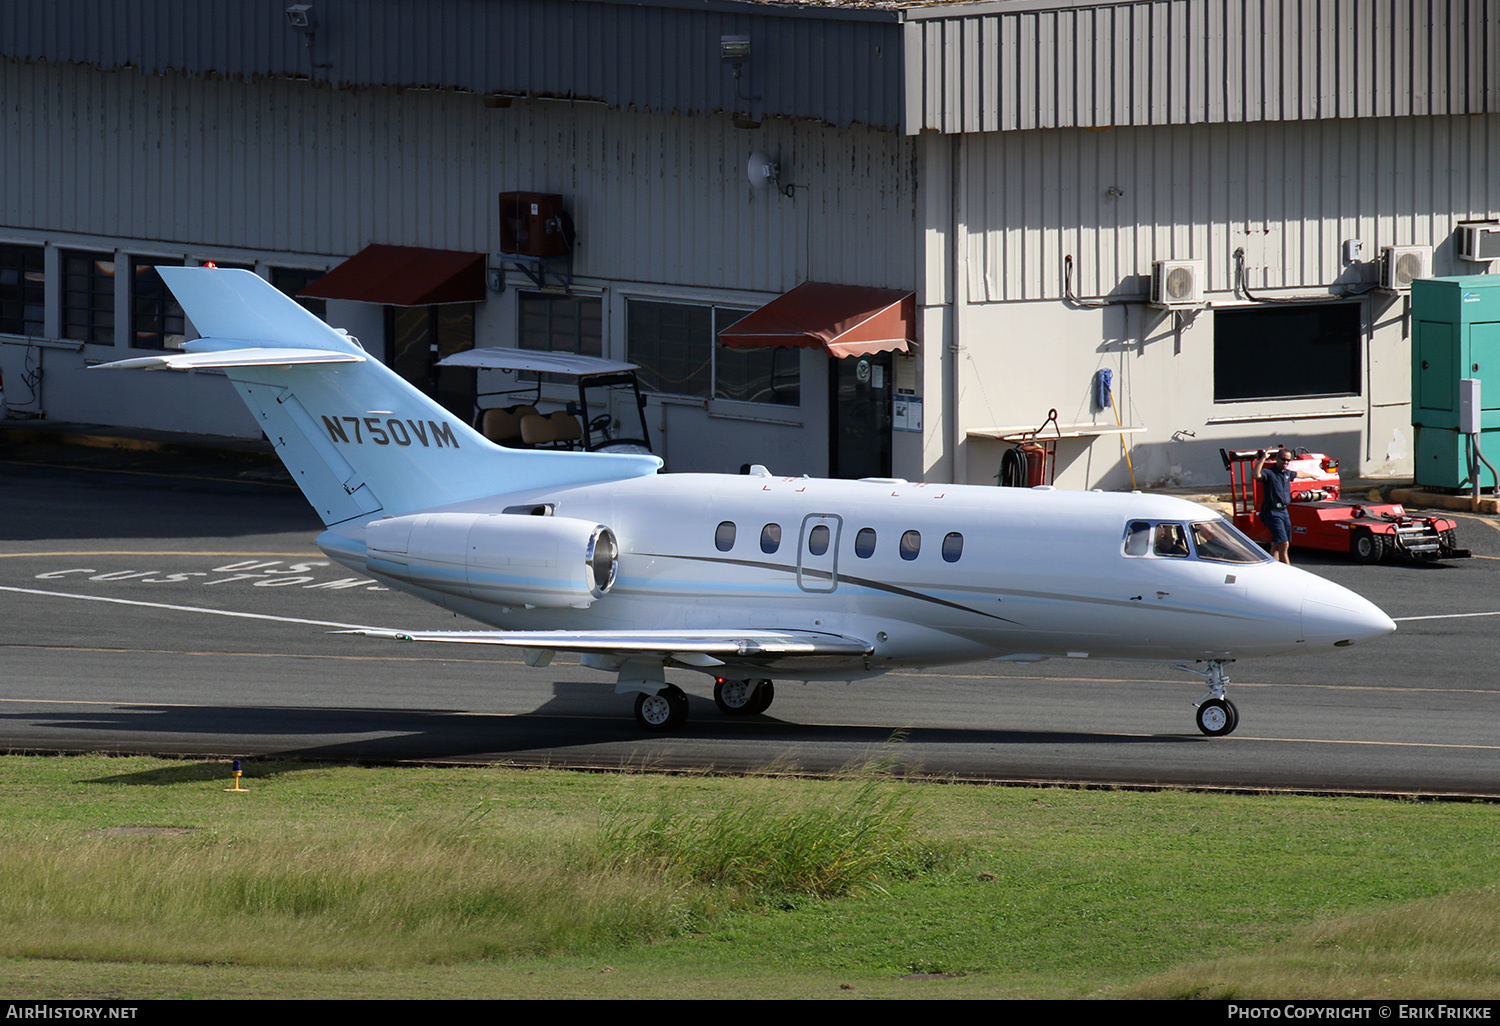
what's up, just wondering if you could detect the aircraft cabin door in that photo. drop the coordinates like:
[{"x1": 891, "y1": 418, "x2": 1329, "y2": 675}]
[{"x1": 797, "y1": 513, "x2": 842, "y2": 593}]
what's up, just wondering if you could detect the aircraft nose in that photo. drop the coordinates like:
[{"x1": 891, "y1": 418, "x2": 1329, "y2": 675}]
[{"x1": 1301, "y1": 574, "x2": 1397, "y2": 647}]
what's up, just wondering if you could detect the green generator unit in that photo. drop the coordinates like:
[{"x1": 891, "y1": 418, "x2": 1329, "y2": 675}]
[{"x1": 1411, "y1": 275, "x2": 1500, "y2": 489}]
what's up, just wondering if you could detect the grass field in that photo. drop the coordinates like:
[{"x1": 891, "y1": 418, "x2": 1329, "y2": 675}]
[{"x1": 0, "y1": 754, "x2": 1497, "y2": 999}]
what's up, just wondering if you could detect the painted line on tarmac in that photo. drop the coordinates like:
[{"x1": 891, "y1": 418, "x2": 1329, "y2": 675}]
[
  {"x1": 0, "y1": 551, "x2": 321, "y2": 558},
  {"x1": 1447, "y1": 511, "x2": 1500, "y2": 534},
  {"x1": 0, "y1": 457, "x2": 295, "y2": 488},
  {"x1": 0, "y1": 584, "x2": 372, "y2": 630},
  {"x1": 1392, "y1": 610, "x2": 1500, "y2": 622},
  {"x1": 5, "y1": 644, "x2": 522, "y2": 666}
]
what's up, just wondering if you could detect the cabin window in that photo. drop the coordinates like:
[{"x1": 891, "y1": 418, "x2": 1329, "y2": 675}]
[
  {"x1": 1191, "y1": 520, "x2": 1270, "y2": 564},
  {"x1": 855, "y1": 528, "x2": 877, "y2": 558},
  {"x1": 942, "y1": 532, "x2": 964, "y2": 562},
  {"x1": 1153, "y1": 523, "x2": 1190, "y2": 558},
  {"x1": 808, "y1": 524, "x2": 830, "y2": 556},
  {"x1": 760, "y1": 523, "x2": 781, "y2": 554},
  {"x1": 900, "y1": 530, "x2": 921, "y2": 561},
  {"x1": 1124, "y1": 521, "x2": 1152, "y2": 556},
  {"x1": 715, "y1": 521, "x2": 736, "y2": 551}
]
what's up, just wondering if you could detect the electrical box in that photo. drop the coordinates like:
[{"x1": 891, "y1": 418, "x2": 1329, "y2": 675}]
[
  {"x1": 1411, "y1": 276, "x2": 1500, "y2": 488},
  {"x1": 1459, "y1": 378, "x2": 1482, "y2": 435},
  {"x1": 498, "y1": 192, "x2": 571, "y2": 258}
]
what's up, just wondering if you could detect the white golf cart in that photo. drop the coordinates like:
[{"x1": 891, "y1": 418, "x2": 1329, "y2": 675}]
[{"x1": 437, "y1": 348, "x2": 654, "y2": 456}]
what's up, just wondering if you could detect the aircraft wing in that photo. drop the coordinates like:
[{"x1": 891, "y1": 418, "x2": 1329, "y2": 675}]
[{"x1": 337, "y1": 627, "x2": 873, "y2": 665}]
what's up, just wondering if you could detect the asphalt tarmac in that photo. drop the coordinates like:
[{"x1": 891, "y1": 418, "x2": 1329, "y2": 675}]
[{"x1": 3, "y1": 436, "x2": 1499, "y2": 796}]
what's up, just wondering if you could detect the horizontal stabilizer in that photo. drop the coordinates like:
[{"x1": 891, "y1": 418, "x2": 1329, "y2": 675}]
[
  {"x1": 338, "y1": 627, "x2": 874, "y2": 659},
  {"x1": 94, "y1": 347, "x2": 365, "y2": 372}
]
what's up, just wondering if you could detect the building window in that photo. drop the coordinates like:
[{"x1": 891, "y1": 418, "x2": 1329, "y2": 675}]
[
  {"x1": 519, "y1": 292, "x2": 602, "y2": 357},
  {"x1": 627, "y1": 299, "x2": 799, "y2": 406},
  {"x1": 1214, "y1": 304, "x2": 1361, "y2": 402},
  {"x1": 713, "y1": 308, "x2": 799, "y2": 406},
  {"x1": 62, "y1": 250, "x2": 116, "y2": 345},
  {"x1": 0, "y1": 244, "x2": 44, "y2": 337},
  {"x1": 130, "y1": 258, "x2": 186, "y2": 350},
  {"x1": 271, "y1": 267, "x2": 328, "y2": 320}
]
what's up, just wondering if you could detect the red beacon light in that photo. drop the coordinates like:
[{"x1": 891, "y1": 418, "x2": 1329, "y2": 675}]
[{"x1": 202, "y1": 261, "x2": 217, "y2": 269}]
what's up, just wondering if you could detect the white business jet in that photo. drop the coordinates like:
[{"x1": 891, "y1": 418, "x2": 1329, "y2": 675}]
[{"x1": 98, "y1": 268, "x2": 1396, "y2": 736}]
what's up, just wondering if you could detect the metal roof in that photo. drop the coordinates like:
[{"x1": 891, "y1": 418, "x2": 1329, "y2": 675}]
[
  {"x1": 0, "y1": 0, "x2": 904, "y2": 130},
  {"x1": 904, "y1": 0, "x2": 1499, "y2": 133},
  {"x1": 2, "y1": 0, "x2": 1491, "y2": 136}
]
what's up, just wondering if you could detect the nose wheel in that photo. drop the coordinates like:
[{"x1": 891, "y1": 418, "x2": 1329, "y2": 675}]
[
  {"x1": 1195, "y1": 697, "x2": 1240, "y2": 736},
  {"x1": 1178, "y1": 660, "x2": 1241, "y2": 737}
]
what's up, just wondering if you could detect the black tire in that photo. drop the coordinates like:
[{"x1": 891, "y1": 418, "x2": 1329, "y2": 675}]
[
  {"x1": 749, "y1": 679, "x2": 775, "y2": 714},
  {"x1": 714, "y1": 678, "x2": 755, "y2": 715},
  {"x1": 1352, "y1": 528, "x2": 1386, "y2": 564},
  {"x1": 1196, "y1": 698, "x2": 1236, "y2": 737},
  {"x1": 635, "y1": 685, "x2": 689, "y2": 732}
]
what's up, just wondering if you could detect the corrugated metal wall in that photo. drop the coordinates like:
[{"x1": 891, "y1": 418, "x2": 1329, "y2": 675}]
[
  {"x1": 906, "y1": 0, "x2": 1499, "y2": 134},
  {"x1": 0, "y1": 58, "x2": 914, "y2": 294},
  {"x1": 0, "y1": 0, "x2": 903, "y2": 131},
  {"x1": 959, "y1": 114, "x2": 1500, "y2": 302}
]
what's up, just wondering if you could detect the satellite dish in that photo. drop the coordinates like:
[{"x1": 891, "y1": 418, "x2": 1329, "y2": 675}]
[{"x1": 746, "y1": 150, "x2": 779, "y2": 190}]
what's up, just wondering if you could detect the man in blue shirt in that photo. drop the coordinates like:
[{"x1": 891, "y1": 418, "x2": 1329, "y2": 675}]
[{"x1": 1255, "y1": 448, "x2": 1300, "y2": 564}]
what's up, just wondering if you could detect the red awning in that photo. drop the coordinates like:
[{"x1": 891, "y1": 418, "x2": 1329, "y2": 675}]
[
  {"x1": 717, "y1": 281, "x2": 915, "y2": 359},
  {"x1": 299, "y1": 244, "x2": 486, "y2": 306}
]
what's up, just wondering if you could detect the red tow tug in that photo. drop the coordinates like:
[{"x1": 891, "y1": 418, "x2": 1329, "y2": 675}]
[{"x1": 1220, "y1": 447, "x2": 1470, "y2": 563}]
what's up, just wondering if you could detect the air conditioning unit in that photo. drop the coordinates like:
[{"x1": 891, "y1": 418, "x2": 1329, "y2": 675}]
[
  {"x1": 498, "y1": 192, "x2": 573, "y2": 258},
  {"x1": 1380, "y1": 245, "x2": 1432, "y2": 292},
  {"x1": 1457, "y1": 223, "x2": 1500, "y2": 263},
  {"x1": 1150, "y1": 260, "x2": 1204, "y2": 309}
]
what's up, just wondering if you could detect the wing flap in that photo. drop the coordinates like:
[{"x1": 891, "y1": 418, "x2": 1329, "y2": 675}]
[{"x1": 337, "y1": 627, "x2": 874, "y2": 659}]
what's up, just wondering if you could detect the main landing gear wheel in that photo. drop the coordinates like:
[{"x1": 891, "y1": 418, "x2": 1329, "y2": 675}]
[
  {"x1": 749, "y1": 679, "x2": 774, "y2": 714},
  {"x1": 714, "y1": 678, "x2": 774, "y2": 716},
  {"x1": 1196, "y1": 698, "x2": 1239, "y2": 737},
  {"x1": 635, "y1": 684, "x2": 688, "y2": 732}
]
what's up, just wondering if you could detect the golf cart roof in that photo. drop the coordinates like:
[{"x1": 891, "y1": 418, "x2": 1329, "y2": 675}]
[{"x1": 438, "y1": 348, "x2": 639, "y2": 378}]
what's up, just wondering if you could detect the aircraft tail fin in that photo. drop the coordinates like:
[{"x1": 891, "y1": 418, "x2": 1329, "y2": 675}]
[{"x1": 96, "y1": 267, "x2": 660, "y2": 526}]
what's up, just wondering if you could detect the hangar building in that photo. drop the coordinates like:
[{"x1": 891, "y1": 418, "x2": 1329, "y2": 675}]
[{"x1": 1, "y1": 0, "x2": 1496, "y2": 488}]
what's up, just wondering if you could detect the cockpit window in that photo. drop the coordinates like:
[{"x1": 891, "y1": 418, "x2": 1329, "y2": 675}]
[
  {"x1": 1153, "y1": 523, "x2": 1190, "y2": 558},
  {"x1": 1124, "y1": 521, "x2": 1152, "y2": 556},
  {"x1": 1191, "y1": 519, "x2": 1271, "y2": 563}
]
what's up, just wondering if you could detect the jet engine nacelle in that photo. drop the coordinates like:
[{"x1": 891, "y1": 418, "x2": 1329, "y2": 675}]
[{"x1": 365, "y1": 512, "x2": 618, "y2": 609}]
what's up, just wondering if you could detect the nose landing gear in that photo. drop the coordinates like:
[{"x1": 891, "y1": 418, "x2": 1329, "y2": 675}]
[{"x1": 1178, "y1": 660, "x2": 1240, "y2": 737}]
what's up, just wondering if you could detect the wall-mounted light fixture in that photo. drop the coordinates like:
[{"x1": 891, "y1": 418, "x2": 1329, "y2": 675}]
[
  {"x1": 286, "y1": 4, "x2": 316, "y2": 44},
  {"x1": 720, "y1": 35, "x2": 751, "y2": 62}
]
